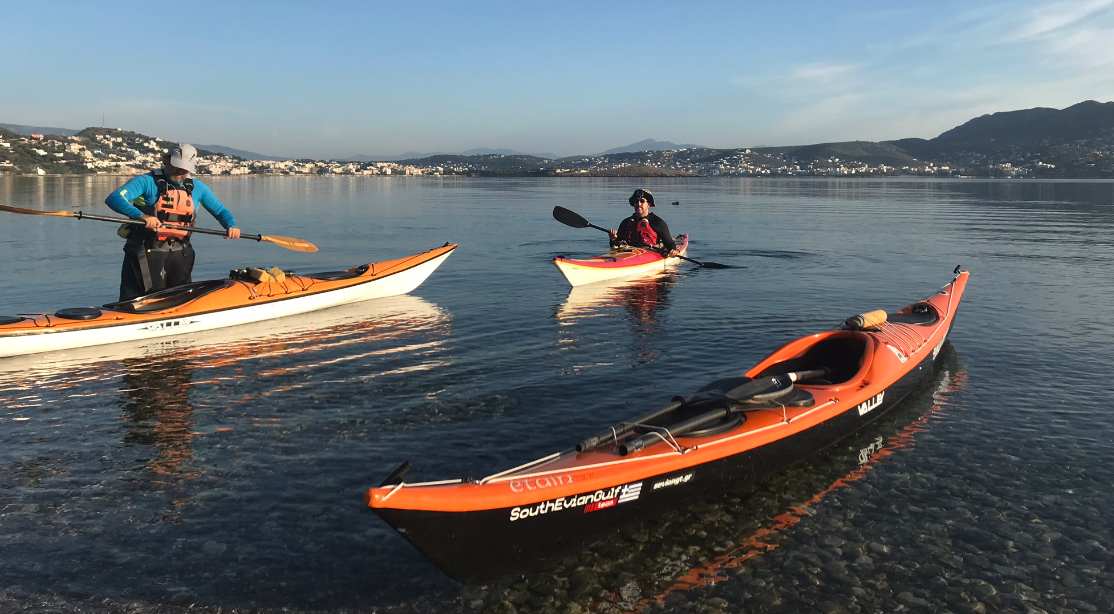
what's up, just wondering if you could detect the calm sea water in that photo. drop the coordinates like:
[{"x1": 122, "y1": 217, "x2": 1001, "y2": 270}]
[{"x1": 1, "y1": 176, "x2": 1112, "y2": 614}]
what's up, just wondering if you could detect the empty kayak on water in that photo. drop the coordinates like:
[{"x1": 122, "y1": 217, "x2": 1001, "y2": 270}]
[
  {"x1": 552, "y1": 234, "x2": 689, "y2": 287},
  {"x1": 365, "y1": 268, "x2": 970, "y2": 584},
  {"x1": 0, "y1": 243, "x2": 456, "y2": 359}
]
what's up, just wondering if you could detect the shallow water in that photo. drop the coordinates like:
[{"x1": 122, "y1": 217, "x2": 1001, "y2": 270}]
[{"x1": 1, "y1": 176, "x2": 1113, "y2": 613}]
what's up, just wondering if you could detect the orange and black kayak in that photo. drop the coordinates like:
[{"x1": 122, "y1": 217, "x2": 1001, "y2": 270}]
[
  {"x1": 0, "y1": 243, "x2": 456, "y2": 359},
  {"x1": 365, "y1": 267, "x2": 970, "y2": 583}
]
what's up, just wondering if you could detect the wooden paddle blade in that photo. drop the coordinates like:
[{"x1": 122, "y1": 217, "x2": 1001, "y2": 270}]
[
  {"x1": 260, "y1": 235, "x2": 318, "y2": 252},
  {"x1": 0, "y1": 204, "x2": 76, "y2": 217}
]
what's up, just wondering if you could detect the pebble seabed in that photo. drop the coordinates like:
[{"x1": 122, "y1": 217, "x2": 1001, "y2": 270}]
[{"x1": 5, "y1": 346, "x2": 1112, "y2": 614}]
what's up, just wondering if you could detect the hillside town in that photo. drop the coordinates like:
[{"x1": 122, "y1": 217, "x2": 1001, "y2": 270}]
[{"x1": 1, "y1": 124, "x2": 1110, "y2": 179}]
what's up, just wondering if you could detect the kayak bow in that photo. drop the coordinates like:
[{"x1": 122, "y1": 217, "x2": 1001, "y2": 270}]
[{"x1": 365, "y1": 268, "x2": 970, "y2": 583}]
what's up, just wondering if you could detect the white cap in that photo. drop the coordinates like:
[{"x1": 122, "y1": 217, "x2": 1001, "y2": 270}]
[{"x1": 167, "y1": 143, "x2": 198, "y2": 173}]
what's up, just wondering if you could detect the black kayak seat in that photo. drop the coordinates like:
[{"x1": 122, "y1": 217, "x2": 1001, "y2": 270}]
[
  {"x1": 103, "y1": 279, "x2": 229, "y2": 314},
  {"x1": 55, "y1": 307, "x2": 102, "y2": 320},
  {"x1": 304, "y1": 265, "x2": 370, "y2": 281},
  {"x1": 0, "y1": 315, "x2": 27, "y2": 326}
]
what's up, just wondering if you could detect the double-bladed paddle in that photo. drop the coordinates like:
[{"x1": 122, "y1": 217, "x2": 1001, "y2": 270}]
[
  {"x1": 576, "y1": 369, "x2": 828, "y2": 455},
  {"x1": 551, "y1": 205, "x2": 731, "y2": 268},
  {"x1": 0, "y1": 204, "x2": 318, "y2": 252}
]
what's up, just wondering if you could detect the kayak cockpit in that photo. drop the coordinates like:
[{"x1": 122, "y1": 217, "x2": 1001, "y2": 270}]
[
  {"x1": 301, "y1": 264, "x2": 371, "y2": 281},
  {"x1": 749, "y1": 331, "x2": 874, "y2": 393},
  {"x1": 753, "y1": 332, "x2": 869, "y2": 385},
  {"x1": 103, "y1": 279, "x2": 232, "y2": 314}
]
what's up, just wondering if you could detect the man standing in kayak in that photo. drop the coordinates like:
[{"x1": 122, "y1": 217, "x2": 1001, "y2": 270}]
[
  {"x1": 607, "y1": 188, "x2": 680, "y2": 257},
  {"x1": 105, "y1": 143, "x2": 240, "y2": 301}
]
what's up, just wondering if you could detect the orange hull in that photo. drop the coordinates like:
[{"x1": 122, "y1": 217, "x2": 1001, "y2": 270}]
[{"x1": 366, "y1": 268, "x2": 970, "y2": 583}]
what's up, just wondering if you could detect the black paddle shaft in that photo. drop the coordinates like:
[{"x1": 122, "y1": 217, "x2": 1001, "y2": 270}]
[
  {"x1": 619, "y1": 406, "x2": 733, "y2": 456},
  {"x1": 73, "y1": 210, "x2": 264, "y2": 241},
  {"x1": 576, "y1": 398, "x2": 684, "y2": 452},
  {"x1": 579, "y1": 369, "x2": 828, "y2": 454}
]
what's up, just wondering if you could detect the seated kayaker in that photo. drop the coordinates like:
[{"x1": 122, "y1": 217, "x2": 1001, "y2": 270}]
[{"x1": 607, "y1": 189, "x2": 680, "y2": 257}]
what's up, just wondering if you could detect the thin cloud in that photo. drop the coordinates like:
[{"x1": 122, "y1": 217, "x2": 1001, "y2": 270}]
[
  {"x1": 1046, "y1": 26, "x2": 1114, "y2": 66},
  {"x1": 768, "y1": 94, "x2": 868, "y2": 143},
  {"x1": 790, "y1": 62, "x2": 861, "y2": 83},
  {"x1": 730, "y1": 63, "x2": 861, "y2": 90},
  {"x1": 1005, "y1": 0, "x2": 1114, "y2": 41}
]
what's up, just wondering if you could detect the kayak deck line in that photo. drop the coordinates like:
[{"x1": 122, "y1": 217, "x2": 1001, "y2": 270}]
[
  {"x1": 380, "y1": 478, "x2": 465, "y2": 503},
  {"x1": 478, "y1": 452, "x2": 564, "y2": 484},
  {"x1": 384, "y1": 397, "x2": 841, "y2": 495}
]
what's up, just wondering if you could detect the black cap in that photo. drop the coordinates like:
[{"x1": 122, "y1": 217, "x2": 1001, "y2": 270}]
[{"x1": 629, "y1": 188, "x2": 655, "y2": 207}]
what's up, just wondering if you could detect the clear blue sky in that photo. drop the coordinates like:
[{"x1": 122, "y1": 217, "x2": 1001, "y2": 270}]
[{"x1": 3, "y1": 0, "x2": 1112, "y2": 159}]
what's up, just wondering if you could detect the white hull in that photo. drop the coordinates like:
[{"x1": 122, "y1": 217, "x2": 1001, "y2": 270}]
[
  {"x1": 0, "y1": 295, "x2": 447, "y2": 378},
  {"x1": 0, "y1": 250, "x2": 452, "y2": 359},
  {"x1": 555, "y1": 250, "x2": 686, "y2": 287}
]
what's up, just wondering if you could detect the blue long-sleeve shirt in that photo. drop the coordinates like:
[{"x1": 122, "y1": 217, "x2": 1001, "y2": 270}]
[{"x1": 105, "y1": 172, "x2": 237, "y2": 229}]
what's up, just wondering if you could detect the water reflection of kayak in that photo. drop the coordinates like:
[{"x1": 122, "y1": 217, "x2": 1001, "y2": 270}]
[
  {"x1": 365, "y1": 268, "x2": 971, "y2": 584},
  {"x1": 0, "y1": 294, "x2": 449, "y2": 378},
  {"x1": 553, "y1": 235, "x2": 689, "y2": 286},
  {"x1": 556, "y1": 275, "x2": 677, "y2": 323},
  {"x1": 0, "y1": 243, "x2": 456, "y2": 359}
]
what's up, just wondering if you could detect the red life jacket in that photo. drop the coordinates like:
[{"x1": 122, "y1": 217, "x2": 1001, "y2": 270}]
[
  {"x1": 618, "y1": 216, "x2": 659, "y2": 247},
  {"x1": 139, "y1": 172, "x2": 195, "y2": 242}
]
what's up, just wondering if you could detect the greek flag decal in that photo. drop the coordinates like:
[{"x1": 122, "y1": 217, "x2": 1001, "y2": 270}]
[{"x1": 618, "y1": 482, "x2": 642, "y2": 504}]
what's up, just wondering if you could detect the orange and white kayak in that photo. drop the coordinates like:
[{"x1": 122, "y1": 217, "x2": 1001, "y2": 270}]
[
  {"x1": 0, "y1": 243, "x2": 456, "y2": 359},
  {"x1": 365, "y1": 267, "x2": 969, "y2": 584},
  {"x1": 552, "y1": 235, "x2": 689, "y2": 286}
]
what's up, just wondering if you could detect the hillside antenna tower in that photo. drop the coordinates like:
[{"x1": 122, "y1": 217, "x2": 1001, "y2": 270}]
[{"x1": 102, "y1": 113, "x2": 105, "y2": 128}]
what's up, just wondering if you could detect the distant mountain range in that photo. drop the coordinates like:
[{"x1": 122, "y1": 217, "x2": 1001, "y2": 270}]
[
  {"x1": 597, "y1": 139, "x2": 705, "y2": 155},
  {"x1": 194, "y1": 144, "x2": 289, "y2": 162},
  {"x1": 5, "y1": 100, "x2": 1113, "y2": 176},
  {"x1": 352, "y1": 139, "x2": 706, "y2": 161},
  {"x1": 728, "y1": 100, "x2": 1114, "y2": 172},
  {"x1": 0, "y1": 123, "x2": 81, "y2": 137},
  {"x1": 343, "y1": 147, "x2": 559, "y2": 161},
  {"x1": 886, "y1": 100, "x2": 1114, "y2": 160}
]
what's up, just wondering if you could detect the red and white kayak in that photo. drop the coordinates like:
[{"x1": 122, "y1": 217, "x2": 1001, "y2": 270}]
[
  {"x1": 0, "y1": 243, "x2": 456, "y2": 359},
  {"x1": 552, "y1": 235, "x2": 689, "y2": 286}
]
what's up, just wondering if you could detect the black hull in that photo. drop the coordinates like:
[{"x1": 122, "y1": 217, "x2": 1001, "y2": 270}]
[{"x1": 373, "y1": 329, "x2": 951, "y2": 584}]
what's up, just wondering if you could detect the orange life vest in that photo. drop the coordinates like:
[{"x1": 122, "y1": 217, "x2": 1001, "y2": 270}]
[{"x1": 142, "y1": 173, "x2": 196, "y2": 242}]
